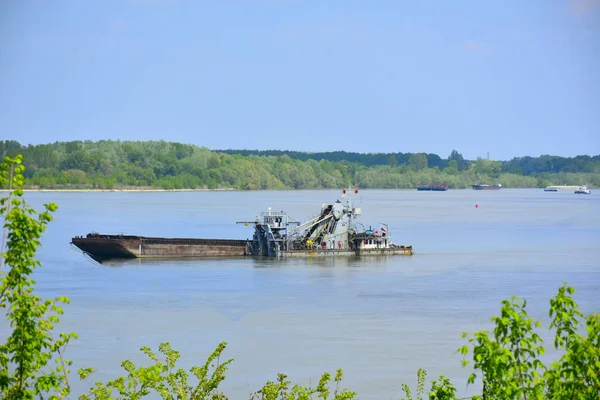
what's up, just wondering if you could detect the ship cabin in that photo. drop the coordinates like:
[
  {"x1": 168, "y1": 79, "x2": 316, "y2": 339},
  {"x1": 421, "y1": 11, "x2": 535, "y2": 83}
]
[
  {"x1": 261, "y1": 208, "x2": 288, "y2": 230},
  {"x1": 350, "y1": 232, "x2": 391, "y2": 250}
]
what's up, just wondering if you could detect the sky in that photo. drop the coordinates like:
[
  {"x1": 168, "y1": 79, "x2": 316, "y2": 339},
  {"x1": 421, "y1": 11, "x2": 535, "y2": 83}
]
[{"x1": 0, "y1": 0, "x2": 599, "y2": 160}]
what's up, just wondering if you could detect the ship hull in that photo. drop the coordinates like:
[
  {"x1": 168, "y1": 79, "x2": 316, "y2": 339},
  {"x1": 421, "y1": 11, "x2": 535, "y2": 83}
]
[
  {"x1": 72, "y1": 234, "x2": 413, "y2": 262},
  {"x1": 417, "y1": 184, "x2": 448, "y2": 191},
  {"x1": 72, "y1": 234, "x2": 250, "y2": 263},
  {"x1": 544, "y1": 185, "x2": 580, "y2": 192},
  {"x1": 471, "y1": 185, "x2": 501, "y2": 190}
]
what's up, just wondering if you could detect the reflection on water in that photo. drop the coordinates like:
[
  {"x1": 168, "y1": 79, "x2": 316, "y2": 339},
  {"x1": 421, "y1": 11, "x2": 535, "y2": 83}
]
[
  {"x1": 96, "y1": 253, "x2": 404, "y2": 270},
  {"x1": 4, "y1": 189, "x2": 599, "y2": 399},
  {"x1": 99, "y1": 256, "x2": 249, "y2": 268},
  {"x1": 250, "y1": 255, "x2": 397, "y2": 269}
]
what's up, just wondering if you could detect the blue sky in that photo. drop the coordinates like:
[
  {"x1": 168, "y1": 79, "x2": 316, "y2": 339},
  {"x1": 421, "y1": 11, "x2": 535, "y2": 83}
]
[{"x1": 1, "y1": 0, "x2": 598, "y2": 160}]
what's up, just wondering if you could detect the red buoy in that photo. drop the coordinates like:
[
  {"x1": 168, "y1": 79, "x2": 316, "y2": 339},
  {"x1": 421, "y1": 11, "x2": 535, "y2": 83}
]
[
  {"x1": 475, "y1": 204, "x2": 479, "y2": 208},
  {"x1": 354, "y1": 189, "x2": 358, "y2": 194}
]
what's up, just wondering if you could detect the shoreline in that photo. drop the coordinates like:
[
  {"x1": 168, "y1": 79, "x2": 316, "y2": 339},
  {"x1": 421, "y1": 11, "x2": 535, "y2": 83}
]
[
  {"x1": 0, "y1": 187, "x2": 575, "y2": 193},
  {"x1": 18, "y1": 188, "x2": 237, "y2": 193}
]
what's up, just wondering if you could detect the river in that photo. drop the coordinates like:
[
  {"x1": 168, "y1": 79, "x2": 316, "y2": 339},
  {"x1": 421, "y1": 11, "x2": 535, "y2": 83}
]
[{"x1": 3, "y1": 189, "x2": 599, "y2": 399}]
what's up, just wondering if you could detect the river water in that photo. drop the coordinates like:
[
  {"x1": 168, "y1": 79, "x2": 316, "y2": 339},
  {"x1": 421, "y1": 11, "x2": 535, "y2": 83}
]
[{"x1": 3, "y1": 189, "x2": 599, "y2": 399}]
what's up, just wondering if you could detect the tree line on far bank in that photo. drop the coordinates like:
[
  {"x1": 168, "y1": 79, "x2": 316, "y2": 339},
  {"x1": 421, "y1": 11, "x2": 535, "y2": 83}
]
[{"x1": 1, "y1": 140, "x2": 599, "y2": 190}]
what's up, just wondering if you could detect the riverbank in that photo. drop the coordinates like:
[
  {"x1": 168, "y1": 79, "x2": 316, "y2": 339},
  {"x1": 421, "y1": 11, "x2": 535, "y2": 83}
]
[
  {"x1": 24, "y1": 188, "x2": 234, "y2": 192},
  {"x1": 1, "y1": 186, "x2": 238, "y2": 193},
  {"x1": 1, "y1": 188, "x2": 585, "y2": 193},
  {"x1": 12, "y1": 188, "x2": 236, "y2": 193},
  {"x1": 8, "y1": 186, "x2": 591, "y2": 192}
]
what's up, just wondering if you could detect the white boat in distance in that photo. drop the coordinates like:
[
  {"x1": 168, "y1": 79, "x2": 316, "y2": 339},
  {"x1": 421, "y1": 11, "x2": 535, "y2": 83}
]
[
  {"x1": 544, "y1": 185, "x2": 581, "y2": 192},
  {"x1": 574, "y1": 185, "x2": 591, "y2": 194}
]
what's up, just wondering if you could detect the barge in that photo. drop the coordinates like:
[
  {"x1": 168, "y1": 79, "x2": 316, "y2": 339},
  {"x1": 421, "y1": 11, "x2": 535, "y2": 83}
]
[
  {"x1": 71, "y1": 235, "x2": 249, "y2": 262},
  {"x1": 417, "y1": 184, "x2": 448, "y2": 191},
  {"x1": 71, "y1": 189, "x2": 413, "y2": 263},
  {"x1": 544, "y1": 185, "x2": 580, "y2": 192},
  {"x1": 471, "y1": 183, "x2": 502, "y2": 190}
]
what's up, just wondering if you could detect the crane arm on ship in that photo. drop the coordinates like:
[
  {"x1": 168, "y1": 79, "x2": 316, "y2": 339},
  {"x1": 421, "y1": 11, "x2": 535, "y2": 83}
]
[{"x1": 288, "y1": 213, "x2": 333, "y2": 237}]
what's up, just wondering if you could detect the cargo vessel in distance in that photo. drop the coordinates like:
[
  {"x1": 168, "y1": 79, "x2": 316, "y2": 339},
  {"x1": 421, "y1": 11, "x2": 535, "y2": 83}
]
[
  {"x1": 471, "y1": 183, "x2": 502, "y2": 190},
  {"x1": 417, "y1": 184, "x2": 448, "y2": 191},
  {"x1": 71, "y1": 189, "x2": 413, "y2": 263}
]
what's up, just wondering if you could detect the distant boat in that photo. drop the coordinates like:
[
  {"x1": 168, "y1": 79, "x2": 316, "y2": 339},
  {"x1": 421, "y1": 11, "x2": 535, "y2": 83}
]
[
  {"x1": 544, "y1": 185, "x2": 581, "y2": 192},
  {"x1": 417, "y1": 184, "x2": 448, "y2": 191},
  {"x1": 574, "y1": 185, "x2": 591, "y2": 194},
  {"x1": 471, "y1": 183, "x2": 502, "y2": 190}
]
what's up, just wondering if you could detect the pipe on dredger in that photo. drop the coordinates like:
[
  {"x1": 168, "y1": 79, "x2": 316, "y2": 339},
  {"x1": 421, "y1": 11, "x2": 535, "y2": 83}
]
[{"x1": 287, "y1": 212, "x2": 333, "y2": 236}]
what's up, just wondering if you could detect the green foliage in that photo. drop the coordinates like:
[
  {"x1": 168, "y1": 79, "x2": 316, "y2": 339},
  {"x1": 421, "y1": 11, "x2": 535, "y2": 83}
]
[
  {"x1": 448, "y1": 150, "x2": 468, "y2": 172},
  {"x1": 408, "y1": 154, "x2": 428, "y2": 171},
  {"x1": 398, "y1": 369, "x2": 459, "y2": 400},
  {"x1": 80, "y1": 342, "x2": 232, "y2": 400},
  {"x1": 544, "y1": 285, "x2": 600, "y2": 399},
  {"x1": 459, "y1": 296, "x2": 545, "y2": 399},
  {"x1": 399, "y1": 368, "x2": 427, "y2": 400},
  {"x1": 250, "y1": 369, "x2": 356, "y2": 400},
  {"x1": 458, "y1": 282, "x2": 600, "y2": 399},
  {"x1": 399, "y1": 283, "x2": 598, "y2": 400},
  {"x1": 0, "y1": 155, "x2": 86, "y2": 399},
  {"x1": 444, "y1": 160, "x2": 459, "y2": 176},
  {"x1": 428, "y1": 376, "x2": 458, "y2": 400},
  {"x1": 79, "y1": 342, "x2": 358, "y2": 400},
  {"x1": 496, "y1": 173, "x2": 538, "y2": 189},
  {"x1": 472, "y1": 158, "x2": 502, "y2": 178},
  {"x1": 3, "y1": 140, "x2": 598, "y2": 190}
]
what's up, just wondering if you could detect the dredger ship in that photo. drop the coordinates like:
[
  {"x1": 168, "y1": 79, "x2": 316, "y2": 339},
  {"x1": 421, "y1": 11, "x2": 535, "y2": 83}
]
[{"x1": 71, "y1": 189, "x2": 413, "y2": 263}]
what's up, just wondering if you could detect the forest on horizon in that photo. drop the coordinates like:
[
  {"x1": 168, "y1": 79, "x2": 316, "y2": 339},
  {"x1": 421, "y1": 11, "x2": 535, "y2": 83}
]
[{"x1": 1, "y1": 140, "x2": 599, "y2": 190}]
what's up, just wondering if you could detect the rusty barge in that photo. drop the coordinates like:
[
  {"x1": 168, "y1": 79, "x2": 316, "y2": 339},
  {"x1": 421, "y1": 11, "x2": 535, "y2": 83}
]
[
  {"x1": 71, "y1": 235, "x2": 250, "y2": 262},
  {"x1": 71, "y1": 189, "x2": 413, "y2": 263}
]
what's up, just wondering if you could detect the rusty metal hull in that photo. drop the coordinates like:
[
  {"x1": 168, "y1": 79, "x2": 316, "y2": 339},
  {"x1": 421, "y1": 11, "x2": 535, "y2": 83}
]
[{"x1": 71, "y1": 234, "x2": 250, "y2": 263}]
